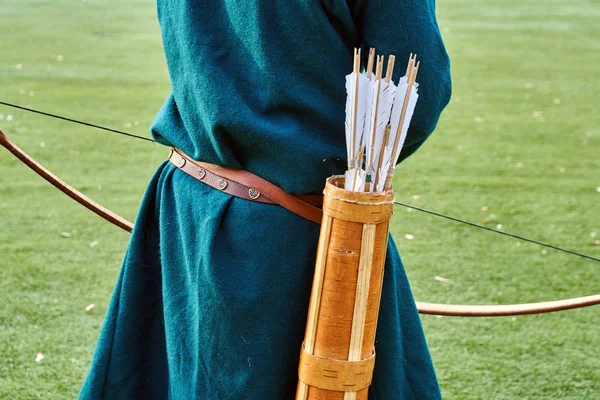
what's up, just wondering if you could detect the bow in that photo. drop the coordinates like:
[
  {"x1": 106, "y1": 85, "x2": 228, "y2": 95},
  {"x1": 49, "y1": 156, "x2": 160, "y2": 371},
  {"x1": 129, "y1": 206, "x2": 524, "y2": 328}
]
[
  {"x1": 0, "y1": 128, "x2": 133, "y2": 232},
  {"x1": 1, "y1": 127, "x2": 599, "y2": 317}
]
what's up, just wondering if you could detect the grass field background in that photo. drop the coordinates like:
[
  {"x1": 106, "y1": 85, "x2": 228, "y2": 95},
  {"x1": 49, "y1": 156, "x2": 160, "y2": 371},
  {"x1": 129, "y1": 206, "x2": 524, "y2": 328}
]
[{"x1": 1, "y1": 0, "x2": 599, "y2": 399}]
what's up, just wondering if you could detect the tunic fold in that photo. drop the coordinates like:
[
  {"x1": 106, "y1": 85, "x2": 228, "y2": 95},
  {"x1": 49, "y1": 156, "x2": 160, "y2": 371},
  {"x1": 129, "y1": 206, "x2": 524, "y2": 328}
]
[{"x1": 80, "y1": 0, "x2": 451, "y2": 398}]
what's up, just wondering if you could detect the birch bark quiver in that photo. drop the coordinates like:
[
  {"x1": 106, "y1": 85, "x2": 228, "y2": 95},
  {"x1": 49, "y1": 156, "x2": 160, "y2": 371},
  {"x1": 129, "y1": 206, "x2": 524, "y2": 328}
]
[{"x1": 296, "y1": 176, "x2": 394, "y2": 400}]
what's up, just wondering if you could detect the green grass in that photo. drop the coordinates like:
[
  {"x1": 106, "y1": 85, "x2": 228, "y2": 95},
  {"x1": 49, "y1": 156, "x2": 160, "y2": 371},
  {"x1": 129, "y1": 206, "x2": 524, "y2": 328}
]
[{"x1": 1, "y1": 0, "x2": 599, "y2": 398}]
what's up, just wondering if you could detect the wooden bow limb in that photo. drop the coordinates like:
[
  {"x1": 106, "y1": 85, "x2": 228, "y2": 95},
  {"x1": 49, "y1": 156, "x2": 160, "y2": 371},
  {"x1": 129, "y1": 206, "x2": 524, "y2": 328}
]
[
  {"x1": 416, "y1": 294, "x2": 600, "y2": 317},
  {"x1": 0, "y1": 128, "x2": 134, "y2": 233},
  {"x1": 2, "y1": 128, "x2": 599, "y2": 317}
]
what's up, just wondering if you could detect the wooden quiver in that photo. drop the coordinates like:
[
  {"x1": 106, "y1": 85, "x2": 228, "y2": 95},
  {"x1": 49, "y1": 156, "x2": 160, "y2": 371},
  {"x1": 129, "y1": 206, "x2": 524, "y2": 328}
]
[{"x1": 296, "y1": 176, "x2": 394, "y2": 400}]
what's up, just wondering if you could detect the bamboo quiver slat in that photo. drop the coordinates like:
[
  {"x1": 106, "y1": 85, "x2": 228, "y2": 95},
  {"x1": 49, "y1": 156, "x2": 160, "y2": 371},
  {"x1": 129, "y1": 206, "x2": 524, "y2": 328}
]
[{"x1": 296, "y1": 176, "x2": 394, "y2": 400}]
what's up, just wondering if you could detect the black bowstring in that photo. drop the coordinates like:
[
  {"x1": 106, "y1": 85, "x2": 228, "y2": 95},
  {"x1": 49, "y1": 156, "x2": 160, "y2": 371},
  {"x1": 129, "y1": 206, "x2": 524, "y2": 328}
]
[
  {"x1": 0, "y1": 101, "x2": 156, "y2": 143},
  {"x1": 2, "y1": 100, "x2": 599, "y2": 263},
  {"x1": 395, "y1": 201, "x2": 600, "y2": 263}
]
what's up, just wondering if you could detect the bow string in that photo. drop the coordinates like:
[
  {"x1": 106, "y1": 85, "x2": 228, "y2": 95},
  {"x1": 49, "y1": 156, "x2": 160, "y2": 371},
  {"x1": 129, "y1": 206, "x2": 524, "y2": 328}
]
[{"x1": 1, "y1": 100, "x2": 599, "y2": 317}]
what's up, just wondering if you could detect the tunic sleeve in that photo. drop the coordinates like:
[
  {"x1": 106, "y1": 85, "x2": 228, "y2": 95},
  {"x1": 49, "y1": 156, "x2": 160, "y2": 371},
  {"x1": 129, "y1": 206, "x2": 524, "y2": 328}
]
[{"x1": 349, "y1": 0, "x2": 452, "y2": 162}]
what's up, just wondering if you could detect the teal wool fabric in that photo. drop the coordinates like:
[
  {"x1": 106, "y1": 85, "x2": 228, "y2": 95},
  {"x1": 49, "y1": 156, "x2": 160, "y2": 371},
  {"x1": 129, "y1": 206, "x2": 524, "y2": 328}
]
[{"x1": 79, "y1": 1, "x2": 451, "y2": 399}]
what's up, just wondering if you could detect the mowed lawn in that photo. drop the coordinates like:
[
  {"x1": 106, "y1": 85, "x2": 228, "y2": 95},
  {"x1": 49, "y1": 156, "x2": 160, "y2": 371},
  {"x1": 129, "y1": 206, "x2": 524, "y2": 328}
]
[{"x1": 1, "y1": 0, "x2": 599, "y2": 399}]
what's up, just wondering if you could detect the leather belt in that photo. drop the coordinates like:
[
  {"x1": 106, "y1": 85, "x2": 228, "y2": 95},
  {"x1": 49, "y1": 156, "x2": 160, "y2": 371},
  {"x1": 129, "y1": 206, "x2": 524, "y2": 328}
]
[{"x1": 168, "y1": 148, "x2": 324, "y2": 224}]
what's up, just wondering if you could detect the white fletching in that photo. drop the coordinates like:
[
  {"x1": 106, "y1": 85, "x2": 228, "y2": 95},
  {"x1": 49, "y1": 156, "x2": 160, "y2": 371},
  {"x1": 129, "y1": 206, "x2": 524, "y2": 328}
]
[
  {"x1": 360, "y1": 75, "x2": 375, "y2": 151},
  {"x1": 344, "y1": 72, "x2": 370, "y2": 167},
  {"x1": 365, "y1": 79, "x2": 396, "y2": 191},
  {"x1": 372, "y1": 81, "x2": 396, "y2": 177},
  {"x1": 389, "y1": 78, "x2": 419, "y2": 165},
  {"x1": 345, "y1": 168, "x2": 366, "y2": 192},
  {"x1": 343, "y1": 51, "x2": 421, "y2": 193}
]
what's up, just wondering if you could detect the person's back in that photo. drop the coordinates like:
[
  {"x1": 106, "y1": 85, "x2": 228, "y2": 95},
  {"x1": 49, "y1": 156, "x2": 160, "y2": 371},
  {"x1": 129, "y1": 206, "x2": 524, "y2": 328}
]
[
  {"x1": 80, "y1": 1, "x2": 451, "y2": 399},
  {"x1": 152, "y1": 0, "x2": 451, "y2": 193}
]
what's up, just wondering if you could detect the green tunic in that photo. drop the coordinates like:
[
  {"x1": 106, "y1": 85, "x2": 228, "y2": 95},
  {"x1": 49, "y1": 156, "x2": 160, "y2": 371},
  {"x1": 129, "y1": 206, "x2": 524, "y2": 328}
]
[{"x1": 79, "y1": 1, "x2": 451, "y2": 399}]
